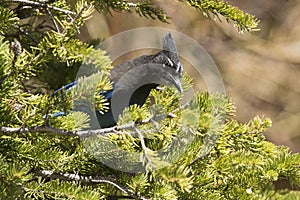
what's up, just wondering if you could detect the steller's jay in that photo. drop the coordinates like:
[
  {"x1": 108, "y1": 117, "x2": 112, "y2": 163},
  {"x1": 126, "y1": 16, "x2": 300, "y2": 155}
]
[{"x1": 55, "y1": 33, "x2": 183, "y2": 128}]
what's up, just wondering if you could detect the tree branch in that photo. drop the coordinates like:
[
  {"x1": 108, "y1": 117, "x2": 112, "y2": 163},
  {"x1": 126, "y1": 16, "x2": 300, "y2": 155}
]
[
  {"x1": 0, "y1": 108, "x2": 179, "y2": 137},
  {"x1": 46, "y1": 7, "x2": 60, "y2": 33},
  {"x1": 133, "y1": 126, "x2": 152, "y2": 165},
  {"x1": 0, "y1": 126, "x2": 77, "y2": 136},
  {"x1": 36, "y1": 170, "x2": 149, "y2": 200},
  {"x1": 9, "y1": 0, "x2": 76, "y2": 15}
]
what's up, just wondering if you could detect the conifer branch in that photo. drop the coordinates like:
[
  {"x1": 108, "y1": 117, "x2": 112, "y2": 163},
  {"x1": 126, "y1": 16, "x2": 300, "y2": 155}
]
[{"x1": 2, "y1": 0, "x2": 300, "y2": 198}]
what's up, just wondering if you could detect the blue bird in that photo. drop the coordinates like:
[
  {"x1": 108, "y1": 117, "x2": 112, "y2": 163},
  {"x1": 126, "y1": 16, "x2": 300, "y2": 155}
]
[{"x1": 54, "y1": 33, "x2": 183, "y2": 128}]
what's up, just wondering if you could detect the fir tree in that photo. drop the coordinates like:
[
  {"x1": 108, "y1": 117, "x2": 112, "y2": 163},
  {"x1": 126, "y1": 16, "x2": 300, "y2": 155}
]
[{"x1": 0, "y1": 0, "x2": 299, "y2": 199}]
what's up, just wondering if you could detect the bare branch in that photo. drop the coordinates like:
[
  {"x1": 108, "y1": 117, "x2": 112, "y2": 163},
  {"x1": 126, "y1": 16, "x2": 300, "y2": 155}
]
[
  {"x1": 0, "y1": 107, "x2": 179, "y2": 138},
  {"x1": 46, "y1": 8, "x2": 60, "y2": 33},
  {"x1": 127, "y1": 2, "x2": 137, "y2": 7},
  {"x1": 0, "y1": 123, "x2": 138, "y2": 137},
  {"x1": 77, "y1": 122, "x2": 137, "y2": 138},
  {"x1": 133, "y1": 126, "x2": 152, "y2": 165},
  {"x1": 9, "y1": 0, "x2": 75, "y2": 15},
  {"x1": 36, "y1": 170, "x2": 149, "y2": 200},
  {"x1": 0, "y1": 125, "x2": 77, "y2": 136}
]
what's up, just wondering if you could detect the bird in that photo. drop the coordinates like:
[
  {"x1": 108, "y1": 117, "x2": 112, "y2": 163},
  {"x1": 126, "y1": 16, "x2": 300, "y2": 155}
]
[{"x1": 54, "y1": 32, "x2": 183, "y2": 128}]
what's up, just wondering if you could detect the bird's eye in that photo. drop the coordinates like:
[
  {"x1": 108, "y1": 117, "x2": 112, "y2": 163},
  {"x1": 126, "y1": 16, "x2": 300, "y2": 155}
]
[{"x1": 163, "y1": 56, "x2": 183, "y2": 77}]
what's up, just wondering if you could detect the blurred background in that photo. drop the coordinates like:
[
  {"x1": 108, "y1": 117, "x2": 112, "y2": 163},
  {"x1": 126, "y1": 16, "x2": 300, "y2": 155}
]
[{"x1": 79, "y1": 0, "x2": 300, "y2": 152}]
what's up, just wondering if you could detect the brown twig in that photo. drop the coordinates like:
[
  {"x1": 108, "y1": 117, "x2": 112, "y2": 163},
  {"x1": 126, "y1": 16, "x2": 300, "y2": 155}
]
[
  {"x1": 0, "y1": 107, "x2": 179, "y2": 138},
  {"x1": 35, "y1": 170, "x2": 149, "y2": 200},
  {"x1": 133, "y1": 126, "x2": 152, "y2": 165},
  {"x1": 9, "y1": 0, "x2": 75, "y2": 15}
]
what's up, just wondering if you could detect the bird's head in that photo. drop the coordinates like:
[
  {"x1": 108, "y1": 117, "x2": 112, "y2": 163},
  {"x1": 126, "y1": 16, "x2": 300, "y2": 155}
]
[
  {"x1": 110, "y1": 32, "x2": 183, "y2": 94},
  {"x1": 162, "y1": 32, "x2": 183, "y2": 77},
  {"x1": 151, "y1": 32, "x2": 183, "y2": 92}
]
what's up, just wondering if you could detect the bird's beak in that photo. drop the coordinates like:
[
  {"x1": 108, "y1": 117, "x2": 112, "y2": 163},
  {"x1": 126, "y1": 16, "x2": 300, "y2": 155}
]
[{"x1": 172, "y1": 76, "x2": 183, "y2": 93}]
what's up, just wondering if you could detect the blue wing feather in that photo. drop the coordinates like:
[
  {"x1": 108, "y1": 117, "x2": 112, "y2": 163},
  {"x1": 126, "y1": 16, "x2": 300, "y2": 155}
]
[
  {"x1": 49, "y1": 81, "x2": 113, "y2": 119},
  {"x1": 101, "y1": 88, "x2": 113, "y2": 99},
  {"x1": 54, "y1": 81, "x2": 78, "y2": 94},
  {"x1": 54, "y1": 80, "x2": 113, "y2": 99}
]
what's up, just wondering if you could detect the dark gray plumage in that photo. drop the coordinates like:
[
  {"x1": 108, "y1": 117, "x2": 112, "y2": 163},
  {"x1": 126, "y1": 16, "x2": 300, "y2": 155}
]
[{"x1": 96, "y1": 32, "x2": 183, "y2": 128}]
